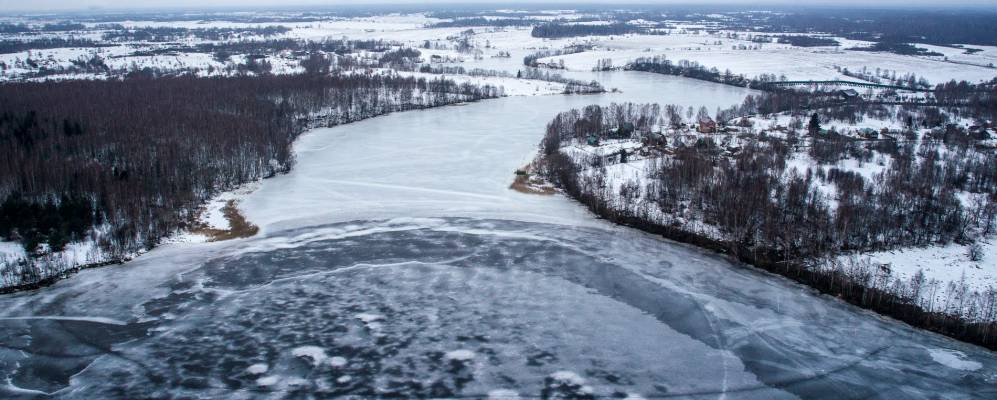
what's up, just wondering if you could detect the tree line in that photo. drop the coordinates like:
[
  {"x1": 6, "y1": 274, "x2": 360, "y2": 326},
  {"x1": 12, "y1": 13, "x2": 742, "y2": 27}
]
[
  {"x1": 0, "y1": 38, "x2": 111, "y2": 54},
  {"x1": 523, "y1": 45, "x2": 593, "y2": 68},
  {"x1": 417, "y1": 65, "x2": 604, "y2": 94},
  {"x1": 624, "y1": 55, "x2": 785, "y2": 89},
  {"x1": 101, "y1": 25, "x2": 291, "y2": 42}
]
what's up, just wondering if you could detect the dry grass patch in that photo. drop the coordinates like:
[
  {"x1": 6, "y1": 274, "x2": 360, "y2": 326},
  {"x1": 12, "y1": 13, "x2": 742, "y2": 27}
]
[
  {"x1": 192, "y1": 200, "x2": 259, "y2": 241},
  {"x1": 510, "y1": 165, "x2": 556, "y2": 195}
]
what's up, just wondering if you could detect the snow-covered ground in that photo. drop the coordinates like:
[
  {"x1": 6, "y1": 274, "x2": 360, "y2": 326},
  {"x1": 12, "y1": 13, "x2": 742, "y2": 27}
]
[
  {"x1": 557, "y1": 107, "x2": 996, "y2": 306},
  {"x1": 853, "y1": 240, "x2": 996, "y2": 301},
  {"x1": 0, "y1": 241, "x2": 25, "y2": 263}
]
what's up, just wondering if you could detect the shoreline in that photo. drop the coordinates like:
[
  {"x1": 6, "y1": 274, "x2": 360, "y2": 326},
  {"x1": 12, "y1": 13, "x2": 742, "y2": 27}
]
[
  {"x1": 0, "y1": 96, "x2": 499, "y2": 295},
  {"x1": 535, "y1": 159, "x2": 997, "y2": 351}
]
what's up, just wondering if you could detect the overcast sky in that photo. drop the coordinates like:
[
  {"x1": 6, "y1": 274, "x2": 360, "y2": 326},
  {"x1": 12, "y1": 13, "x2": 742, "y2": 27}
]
[{"x1": 0, "y1": 0, "x2": 991, "y2": 13}]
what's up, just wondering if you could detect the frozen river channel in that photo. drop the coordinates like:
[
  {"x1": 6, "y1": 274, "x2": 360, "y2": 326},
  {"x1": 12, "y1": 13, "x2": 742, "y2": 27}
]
[{"x1": 1, "y1": 71, "x2": 995, "y2": 398}]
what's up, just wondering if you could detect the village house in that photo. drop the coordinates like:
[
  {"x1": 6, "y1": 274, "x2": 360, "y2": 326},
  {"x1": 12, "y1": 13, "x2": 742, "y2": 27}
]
[
  {"x1": 697, "y1": 117, "x2": 717, "y2": 133},
  {"x1": 837, "y1": 89, "x2": 860, "y2": 100}
]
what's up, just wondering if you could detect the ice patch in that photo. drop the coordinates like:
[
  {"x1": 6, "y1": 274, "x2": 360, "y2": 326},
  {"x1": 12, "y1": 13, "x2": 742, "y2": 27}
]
[
  {"x1": 329, "y1": 356, "x2": 348, "y2": 367},
  {"x1": 355, "y1": 313, "x2": 384, "y2": 323},
  {"x1": 256, "y1": 375, "x2": 280, "y2": 386},
  {"x1": 0, "y1": 315, "x2": 127, "y2": 325},
  {"x1": 488, "y1": 389, "x2": 521, "y2": 399},
  {"x1": 546, "y1": 371, "x2": 594, "y2": 396},
  {"x1": 928, "y1": 348, "x2": 983, "y2": 371},
  {"x1": 549, "y1": 370, "x2": 586, "y2": 385},
  {"x1": 444, "y1": 349, "x2": 476, "y2": 362},
  {"x1": 291, "y1": 345, "x2": 328, "y2": 366},
  {"x1": 285, "y1": 377, "x2": 309, "y2": 387},
  {"x1": 337, "y1": 375, "x2": 352, "y2": 384},
  {"x1": 245, "y1": 363, "x2": 269, "y2": 375}
]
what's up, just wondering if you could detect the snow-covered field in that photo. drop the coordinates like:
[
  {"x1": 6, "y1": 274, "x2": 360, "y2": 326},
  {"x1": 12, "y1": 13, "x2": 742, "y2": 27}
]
[{"x1": 524, "y1": 31, "x2": 997, "y2": 85}]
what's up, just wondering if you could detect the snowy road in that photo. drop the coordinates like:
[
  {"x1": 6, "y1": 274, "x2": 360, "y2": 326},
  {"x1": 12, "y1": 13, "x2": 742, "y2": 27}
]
[{"x1": 1, "y1": 71, "x2": 995, "y2": 398}]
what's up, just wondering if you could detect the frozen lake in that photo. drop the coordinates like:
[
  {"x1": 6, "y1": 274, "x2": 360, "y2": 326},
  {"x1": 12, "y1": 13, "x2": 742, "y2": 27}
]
[{"x1": 1, "y1": 71, "x2": 995, "y2": 398}]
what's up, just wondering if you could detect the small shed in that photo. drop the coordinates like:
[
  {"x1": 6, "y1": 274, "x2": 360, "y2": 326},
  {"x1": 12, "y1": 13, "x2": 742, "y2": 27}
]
[
  {"x1": 859, "y1": 127, "x2": 878, "y2": 138},
  {"x1": 838, "y1": 89, "x2": 860, "y2": 100},
  {"x1": 697, "y1": 118, "x2": 717, "y2": 134}
]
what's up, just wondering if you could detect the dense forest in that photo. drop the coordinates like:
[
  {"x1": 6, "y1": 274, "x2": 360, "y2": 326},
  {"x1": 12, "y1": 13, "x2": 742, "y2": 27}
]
[
  {"x1": 0, "y1": 73, "x2": 499, "y2": 287},
  {"x1": 848, "y1": 42, "x2": 943, "y2": 57},
  {"x1": 536, "y1": 101, "x2": 997, "y2": 347},
  {"x1": 775, "y1": 35, "x2": 839, "y2": 47},
  {"x1": 750, "y1": 10, "x2": 997, "y2": 47},
  {"x1": 531, "y1": 23, "x2": 642, "y2": 39}
]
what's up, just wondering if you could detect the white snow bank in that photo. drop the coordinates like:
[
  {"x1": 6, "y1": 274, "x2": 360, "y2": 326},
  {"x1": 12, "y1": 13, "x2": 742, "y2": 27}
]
[
  {"x1": 328, "y1": 356, "x2": 348, "y2": 367},
  {"x1": 928, "y1": 348, "x2": 983, "y2": 371},
  {"x1": 256, "y1": 375, "x2": 280, "y2": 386},
  {"x1": 487, "y1": 389, "x2": 521, "y2": 399},
  {"x1": 246, "y1": 363, "x2": 269, "y2": 375},
  {"x1": 355, "y1": 313, "x2": 384, "y2": 323},
  {"x1": 444, "y1": 349, "x2": 476, "y2": 362},
  {"x1": 549, "y1": 370, "x2": 586, "y2": 385},
  {"x1": 852, "y1": 239, "x2": 996, "y2": 298},
  {"x1": 291, "y1": 345, "x2": 328, "y2": 366}
]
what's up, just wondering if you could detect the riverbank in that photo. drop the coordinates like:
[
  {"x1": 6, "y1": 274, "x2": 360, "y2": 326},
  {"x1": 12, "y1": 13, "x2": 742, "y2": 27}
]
[{"x1": 535, "y1": 151, "x2": 997, "y2": 350}]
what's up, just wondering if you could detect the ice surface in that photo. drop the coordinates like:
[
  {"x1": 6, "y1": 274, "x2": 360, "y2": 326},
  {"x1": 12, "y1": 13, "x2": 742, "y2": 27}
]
[
  {"x1": 1, "y1": 217, "x2": 994, "y2": 398},
  {"x1": 487, "y1": 388, "x2": 521, "y2": 399},
  {"x1": 444, "y1": 349, "x2": 476, "y2": 362}
]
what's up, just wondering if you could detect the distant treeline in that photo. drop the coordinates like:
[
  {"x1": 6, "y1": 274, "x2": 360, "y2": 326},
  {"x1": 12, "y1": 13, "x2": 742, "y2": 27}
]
[
  {"x1": 428, "y1": 18, "x2": 540, "y2": 28},
  {"x1": 194, "y1": 38, "x2": 399, "y2": 56},
  {"x1": 0, "y1": 22, "x2": 87, "y2": 33},
  {"x1": 775, "y1": 35, "x2": 839, "y2": 47},
  {"x1": 531, "y1": 22, "x2": 642, "y2": 39},
  {"x1": 0, "y1": 73, "x2": 499, "y2": 286},
  {"x1": 102, "y1": 25, "x2": 291, "y2": 42},
  {"x1": 0, "y1": 38, "x2": 109, "y2": 54},
  {"x1": 848, "y1": 42, "x2": 943, "y2": 57},
  {"x1": 752, "y1": 10, "x2": 997, "y2": 47}
]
